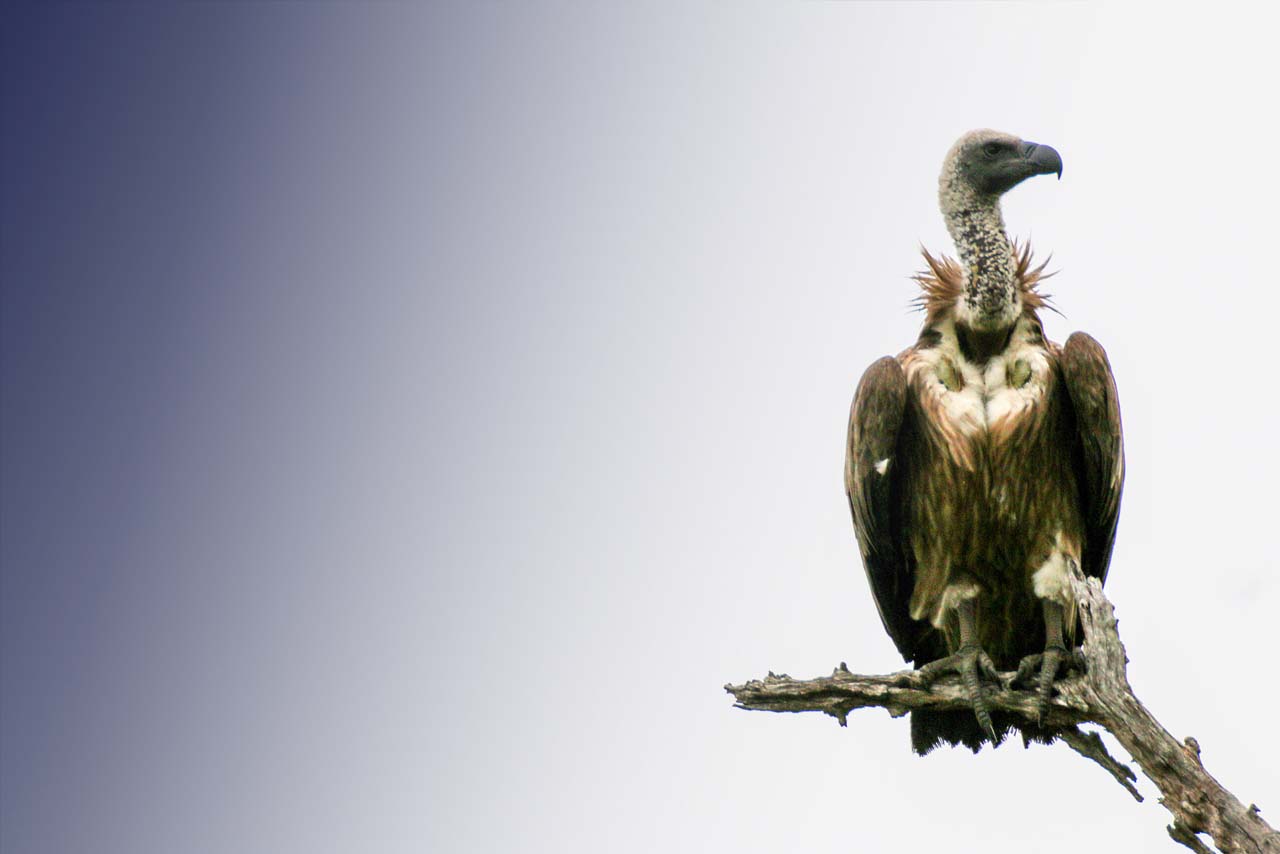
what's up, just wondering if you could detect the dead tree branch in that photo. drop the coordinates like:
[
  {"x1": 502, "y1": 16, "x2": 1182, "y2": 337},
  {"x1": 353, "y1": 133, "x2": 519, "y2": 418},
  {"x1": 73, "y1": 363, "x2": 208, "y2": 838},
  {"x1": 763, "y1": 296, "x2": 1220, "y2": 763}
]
[{"x1": 725, "y1": 569, "x2": 1279, "y2": 853}]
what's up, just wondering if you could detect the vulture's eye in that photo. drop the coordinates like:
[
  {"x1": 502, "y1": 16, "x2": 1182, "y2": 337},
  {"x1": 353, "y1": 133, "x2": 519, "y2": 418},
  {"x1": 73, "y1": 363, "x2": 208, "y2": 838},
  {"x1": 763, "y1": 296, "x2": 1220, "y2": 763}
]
[{"x1": 983, "y1": 142, "x2": 1002, "y2": 157}]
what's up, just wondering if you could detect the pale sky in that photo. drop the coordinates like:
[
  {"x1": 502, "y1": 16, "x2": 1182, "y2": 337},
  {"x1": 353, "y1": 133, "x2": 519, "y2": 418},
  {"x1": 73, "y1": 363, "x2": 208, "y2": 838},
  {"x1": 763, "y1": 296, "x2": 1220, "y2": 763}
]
[{"x1": 3, "y1": 4, "x2": 1278, "y2": 853}]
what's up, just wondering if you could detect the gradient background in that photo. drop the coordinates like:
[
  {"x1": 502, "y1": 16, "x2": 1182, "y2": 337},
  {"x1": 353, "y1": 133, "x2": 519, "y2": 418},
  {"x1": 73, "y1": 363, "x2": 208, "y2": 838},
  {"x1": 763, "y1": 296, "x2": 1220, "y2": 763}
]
[{"x1": 3, "y1": 4, "x2": 1277, "y2": 853}]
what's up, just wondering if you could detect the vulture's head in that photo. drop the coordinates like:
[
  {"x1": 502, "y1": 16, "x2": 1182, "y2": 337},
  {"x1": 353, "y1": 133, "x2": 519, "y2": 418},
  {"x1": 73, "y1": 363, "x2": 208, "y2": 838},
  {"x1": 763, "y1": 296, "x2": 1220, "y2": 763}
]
[{"x1": 939, "y1": 129, "x2": 1062, "y2": 212}]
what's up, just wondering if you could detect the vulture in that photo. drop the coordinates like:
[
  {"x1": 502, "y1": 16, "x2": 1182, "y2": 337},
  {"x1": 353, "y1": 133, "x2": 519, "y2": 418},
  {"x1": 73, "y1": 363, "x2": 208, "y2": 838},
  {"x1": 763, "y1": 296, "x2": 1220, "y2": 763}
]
[{"x1": 845, "y1": 130, "x2": 1124, "y2": 753}]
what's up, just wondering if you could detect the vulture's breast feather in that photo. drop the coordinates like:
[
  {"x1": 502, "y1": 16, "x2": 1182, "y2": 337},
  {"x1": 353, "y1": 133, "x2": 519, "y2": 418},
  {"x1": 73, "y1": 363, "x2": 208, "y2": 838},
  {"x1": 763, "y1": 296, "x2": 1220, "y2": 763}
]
[{"x1": 907, "y1": 318, "x2": 1053, "y2": 452}]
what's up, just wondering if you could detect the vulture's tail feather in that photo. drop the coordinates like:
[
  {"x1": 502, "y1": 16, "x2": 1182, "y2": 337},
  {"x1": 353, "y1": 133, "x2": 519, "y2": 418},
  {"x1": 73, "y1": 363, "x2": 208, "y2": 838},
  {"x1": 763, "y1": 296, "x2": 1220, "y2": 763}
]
[{"x1": 910, "y1": 709, "x2": 1062, "y2": 755}]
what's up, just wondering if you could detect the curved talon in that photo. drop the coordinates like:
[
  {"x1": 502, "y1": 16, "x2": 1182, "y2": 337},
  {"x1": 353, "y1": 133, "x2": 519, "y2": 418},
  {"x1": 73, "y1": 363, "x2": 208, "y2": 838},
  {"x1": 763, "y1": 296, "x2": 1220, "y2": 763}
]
[
  {"x1": 963, "y1": 649, "x2": 998, "y2": 741},
  {"x1": 918, "y1": 643, "x2": 1000, "y2": 742}
]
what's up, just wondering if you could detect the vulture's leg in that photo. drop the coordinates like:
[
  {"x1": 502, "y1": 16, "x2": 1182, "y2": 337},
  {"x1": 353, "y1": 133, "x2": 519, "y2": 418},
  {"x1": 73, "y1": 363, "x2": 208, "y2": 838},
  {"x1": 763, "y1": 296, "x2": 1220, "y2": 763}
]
[
  {"x1": 1014, "y1": 600, "x2": 1086, "y2": 723},
  {"x1": 916, "y1": 598, "x2": 1001, "y2": 742}
]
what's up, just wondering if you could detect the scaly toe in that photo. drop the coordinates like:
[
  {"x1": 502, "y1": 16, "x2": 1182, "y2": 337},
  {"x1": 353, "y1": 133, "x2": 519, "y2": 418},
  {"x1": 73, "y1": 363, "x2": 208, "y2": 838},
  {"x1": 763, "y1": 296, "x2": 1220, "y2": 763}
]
[
  {"x1": 960, "y1": 648, "x2": 998, "y2": 741},
  {"x1": 978, "y1": 649, "x2": 1001, "y2": 682},
  {"x1": 917, "y1": 645, "x2": 1001, "y2": 741},
  {"x1": 1013, "y1": 652, "x2": 1044, "y2": 689},
  {"x1": 1035, "y1": 645, "x2": 1067, "y2": 724}
]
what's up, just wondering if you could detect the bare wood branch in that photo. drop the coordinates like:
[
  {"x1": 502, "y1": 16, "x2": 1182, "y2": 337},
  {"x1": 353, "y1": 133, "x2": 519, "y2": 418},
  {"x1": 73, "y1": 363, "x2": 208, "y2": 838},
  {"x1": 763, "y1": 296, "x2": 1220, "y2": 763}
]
[
  {"x1": 725, "y1": 571, "x2": 1279, "y2": 853},
  {"x1": 1057, "y1": 726, "x2": 1143, "y2": 803},
  {"x1": 725, "y1": 663, "x2": 1091, "y2": 729},
  {"x1": 1067, "y1": 571, "x2": 1278, "y2": 853}
]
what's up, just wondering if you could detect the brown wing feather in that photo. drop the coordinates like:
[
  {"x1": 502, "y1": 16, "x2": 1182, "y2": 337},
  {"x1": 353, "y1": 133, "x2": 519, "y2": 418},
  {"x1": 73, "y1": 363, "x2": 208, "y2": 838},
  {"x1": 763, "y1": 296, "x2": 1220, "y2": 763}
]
[
  {"x1": 846, "y1": 356, "x2": 925, "y2": 661},
  {"x1": 1059, "y1": 332, "x2": 1125, "y2": 582}
]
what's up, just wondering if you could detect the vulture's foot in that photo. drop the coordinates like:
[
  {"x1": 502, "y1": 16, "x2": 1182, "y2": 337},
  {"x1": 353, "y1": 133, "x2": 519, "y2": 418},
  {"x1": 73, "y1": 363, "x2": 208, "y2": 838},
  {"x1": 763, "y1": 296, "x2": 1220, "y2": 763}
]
[
  {"x1": 1013, "y1": 645, "x2": 1086, "y2": 724},
  {"x1": 916, "y1": 643, "x2": 1002, "y2": 742}
]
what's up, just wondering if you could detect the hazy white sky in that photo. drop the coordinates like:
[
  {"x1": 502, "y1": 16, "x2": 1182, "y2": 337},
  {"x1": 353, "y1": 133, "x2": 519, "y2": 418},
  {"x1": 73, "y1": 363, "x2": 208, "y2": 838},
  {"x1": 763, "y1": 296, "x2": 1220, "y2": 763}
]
[
  {"x1": 4, "y1": 4, "x2": 1278, "y2": 853},
  {"x1": 428, "y1": 5, "x2": 1280, "y2": 851}
]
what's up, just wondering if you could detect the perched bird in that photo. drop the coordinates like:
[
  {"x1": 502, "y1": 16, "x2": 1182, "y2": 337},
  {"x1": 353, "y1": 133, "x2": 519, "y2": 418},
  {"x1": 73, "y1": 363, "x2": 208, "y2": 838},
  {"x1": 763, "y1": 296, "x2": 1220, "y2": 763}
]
[{"x1": 845, "y1": 130, "x2": 1124, "y2": 753}]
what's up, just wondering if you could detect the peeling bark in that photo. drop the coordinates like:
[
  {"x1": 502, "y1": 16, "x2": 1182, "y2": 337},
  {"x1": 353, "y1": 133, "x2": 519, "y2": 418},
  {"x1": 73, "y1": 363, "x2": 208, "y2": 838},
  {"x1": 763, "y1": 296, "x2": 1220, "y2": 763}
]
[{"x1": 725, "y1": 569, "x2": 1279, "y2": 853}]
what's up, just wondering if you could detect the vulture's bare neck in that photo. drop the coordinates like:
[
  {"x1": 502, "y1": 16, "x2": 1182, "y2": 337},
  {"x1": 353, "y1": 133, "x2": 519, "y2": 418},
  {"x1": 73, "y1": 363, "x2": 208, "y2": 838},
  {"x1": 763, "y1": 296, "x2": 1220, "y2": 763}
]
[{"x1": 942, "y1": 199, "x2": 1020, "y2": 332}]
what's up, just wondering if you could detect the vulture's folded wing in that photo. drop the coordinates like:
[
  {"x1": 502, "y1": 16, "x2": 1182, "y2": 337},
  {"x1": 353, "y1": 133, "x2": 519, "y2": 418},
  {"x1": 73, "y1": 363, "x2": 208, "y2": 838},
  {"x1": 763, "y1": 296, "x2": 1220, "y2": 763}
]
[
  {"x1": 1060, "y1": 332, "x2": 1125, "y2": 582},
  {"x1": 846, "y1": 356, "x2": 920, "y2": 662}
]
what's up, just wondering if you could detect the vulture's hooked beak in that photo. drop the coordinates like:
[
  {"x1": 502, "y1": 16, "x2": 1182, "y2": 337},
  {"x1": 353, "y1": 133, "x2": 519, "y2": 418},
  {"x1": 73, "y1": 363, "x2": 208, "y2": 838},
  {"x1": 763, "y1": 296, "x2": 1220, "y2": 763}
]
[{"x1": 1020, "y1": 141, "x2": 1063, "y2": 180}]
